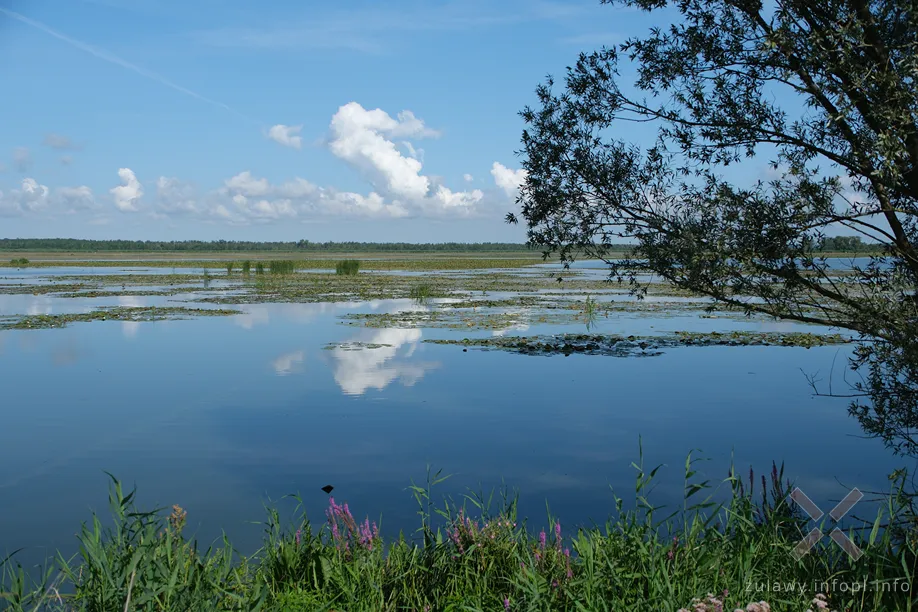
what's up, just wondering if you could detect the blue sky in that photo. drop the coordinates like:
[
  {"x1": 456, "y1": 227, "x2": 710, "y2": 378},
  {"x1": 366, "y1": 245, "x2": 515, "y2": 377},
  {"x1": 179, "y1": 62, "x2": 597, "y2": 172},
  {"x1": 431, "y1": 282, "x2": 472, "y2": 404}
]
[{"x1": 0, "y1": 0, "x2": 650, "y2": 242}]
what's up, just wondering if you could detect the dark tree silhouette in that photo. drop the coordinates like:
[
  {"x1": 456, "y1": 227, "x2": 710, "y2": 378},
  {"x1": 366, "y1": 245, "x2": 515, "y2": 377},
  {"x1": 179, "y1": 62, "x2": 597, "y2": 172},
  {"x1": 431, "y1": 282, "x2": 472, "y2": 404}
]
[{"x1": 511, "y1": 0, "x2": 918, "y2": 456}]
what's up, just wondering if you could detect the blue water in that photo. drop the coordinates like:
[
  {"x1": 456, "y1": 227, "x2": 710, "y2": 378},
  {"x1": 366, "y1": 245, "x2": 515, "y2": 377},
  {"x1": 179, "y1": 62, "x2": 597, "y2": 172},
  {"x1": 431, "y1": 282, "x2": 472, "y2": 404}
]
[{"x1": 0, "y1": 266, "x2": 904, "y2": 571}]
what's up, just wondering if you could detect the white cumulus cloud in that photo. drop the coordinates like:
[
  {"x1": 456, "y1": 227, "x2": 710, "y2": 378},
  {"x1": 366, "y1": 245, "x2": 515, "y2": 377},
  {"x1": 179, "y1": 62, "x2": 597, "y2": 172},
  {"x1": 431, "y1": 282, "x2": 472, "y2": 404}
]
[
  {"x1": 21, "y1": 103, "x2": 503, "y2": 225},
  {"x1": 110, "y1": 168, "x2": 143, "y2": 212},
  {"x1": 0, "y1": 178, "x2": 50, "y2": 216},
  {"x1": 491, "y1": 162, "x2": 527, "y2": 199},
  {"x1": 19, "y1": 178, "x2": 50, "y2": 209},
  {"x1": 211, "y1": 170, "x2": 407, "y2": 222},
  {"x1": 328, "y1": 102, "x2": 434, "y2": 200},
  {"x1": 0, "y1": 179, "x2": 95, "y2": 217},
  {"x1": 156, "y1": 177, "x2": 199, "y2": 215},
  {"x1": 463, "y1": 173, "x2": 473, "y2": 182},
  {"x1": 325, "y1": 102, "x2": 483, "y2": 216},
  {"x1": 433, "y1": 185, "x2": 483, "y2": 210},
  {"x1": 58, "y1": 185, "x2": 96, "y2": 212},
  {"x1": 266, "y1": 124, "x2": 303, "y2": 149}
]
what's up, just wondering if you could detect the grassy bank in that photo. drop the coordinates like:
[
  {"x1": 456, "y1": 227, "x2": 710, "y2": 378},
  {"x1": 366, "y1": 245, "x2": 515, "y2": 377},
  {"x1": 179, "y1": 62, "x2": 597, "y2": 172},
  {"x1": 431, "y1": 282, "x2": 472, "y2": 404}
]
[{"x1": 2, "y1": 459, "x2": 915, "y2": 612}]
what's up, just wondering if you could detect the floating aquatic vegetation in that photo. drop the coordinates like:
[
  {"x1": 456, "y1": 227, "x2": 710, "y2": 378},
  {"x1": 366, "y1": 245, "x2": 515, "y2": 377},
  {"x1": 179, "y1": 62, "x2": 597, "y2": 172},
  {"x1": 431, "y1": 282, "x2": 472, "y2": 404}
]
[
  {"x1": 0, "y1": 306, "x2": 240, "y2": 330},
  {"x1": 425, "y1": 331, "x2": 851, "y2": 356},
  {"x1": 323, "y1": 341, "x2": 395, "y2": 351}
]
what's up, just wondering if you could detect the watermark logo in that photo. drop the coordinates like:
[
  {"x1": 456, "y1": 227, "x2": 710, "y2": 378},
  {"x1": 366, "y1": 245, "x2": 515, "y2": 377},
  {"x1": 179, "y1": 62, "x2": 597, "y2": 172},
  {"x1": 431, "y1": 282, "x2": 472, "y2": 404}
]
[{"x1": 789, "y1": 487, "x2": 863, "y2": 561}]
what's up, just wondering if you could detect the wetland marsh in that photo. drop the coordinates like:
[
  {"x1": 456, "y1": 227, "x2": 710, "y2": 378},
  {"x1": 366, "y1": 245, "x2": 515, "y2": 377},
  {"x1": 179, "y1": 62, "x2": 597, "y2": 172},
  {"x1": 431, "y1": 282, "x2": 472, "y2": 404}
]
[{"x1": 0, "y1": 253, "x2": 899, "y2": 576}]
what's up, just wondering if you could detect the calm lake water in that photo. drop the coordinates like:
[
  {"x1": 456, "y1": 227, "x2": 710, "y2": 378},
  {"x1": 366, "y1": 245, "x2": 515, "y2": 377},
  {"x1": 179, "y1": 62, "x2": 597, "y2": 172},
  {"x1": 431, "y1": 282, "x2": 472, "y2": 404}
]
[{"x1": 0, "y1": 269, "x2": 904, "y2": 570}]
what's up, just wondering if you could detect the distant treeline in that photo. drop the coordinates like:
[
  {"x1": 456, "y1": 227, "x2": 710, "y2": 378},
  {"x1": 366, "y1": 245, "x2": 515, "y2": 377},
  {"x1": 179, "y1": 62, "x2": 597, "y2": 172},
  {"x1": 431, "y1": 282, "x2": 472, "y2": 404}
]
[
  {"x1": 0, "y1": 237, "x2": 879, "y2": 253},
  {"x1": 816, "y1": 236, "x2": 884, "y2": 253},
  {"x1": 0, "y1": 239, "x2": 540, "y2": 252}
]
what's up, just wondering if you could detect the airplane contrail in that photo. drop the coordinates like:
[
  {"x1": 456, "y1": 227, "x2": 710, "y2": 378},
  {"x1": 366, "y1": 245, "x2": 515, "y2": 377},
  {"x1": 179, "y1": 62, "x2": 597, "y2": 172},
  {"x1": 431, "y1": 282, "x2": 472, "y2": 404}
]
[{"x1": 0, "y1": 7, "x2": 259, "y2": 126}]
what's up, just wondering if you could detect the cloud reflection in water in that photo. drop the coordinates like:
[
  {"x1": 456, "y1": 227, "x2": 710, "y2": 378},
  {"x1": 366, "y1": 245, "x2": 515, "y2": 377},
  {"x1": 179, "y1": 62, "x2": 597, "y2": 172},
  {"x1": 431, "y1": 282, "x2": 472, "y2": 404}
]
[
  {"x1": 272, "y1": 351, "x2": 305, "y2": 375},
  {"x1": 330, "y1": 327, "x2": 440, "y2": 395}
]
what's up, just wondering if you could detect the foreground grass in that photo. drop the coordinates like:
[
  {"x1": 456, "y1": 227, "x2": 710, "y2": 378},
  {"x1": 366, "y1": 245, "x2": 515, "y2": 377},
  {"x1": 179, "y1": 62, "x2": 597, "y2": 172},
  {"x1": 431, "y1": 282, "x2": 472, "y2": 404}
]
[{"x1": 2, "y1": 457, "x2": 916, "y2": 612}]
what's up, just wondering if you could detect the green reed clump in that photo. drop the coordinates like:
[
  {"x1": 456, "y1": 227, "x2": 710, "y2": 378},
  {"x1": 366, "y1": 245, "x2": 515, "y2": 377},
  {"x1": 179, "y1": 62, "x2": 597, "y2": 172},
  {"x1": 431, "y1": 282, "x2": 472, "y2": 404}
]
[
  {"x1": 335, "y1": 260, "x2": 360, "y2": 275},
  {"x1": 225, "y1": 262, "x2": 234, "y2": 275},
  {"x1": 582, "y1": 295, "x2": 599, "y2": 330},
  {"x1": 268, "y1": 260, "x2": 296, "y2": 275},
  {"x1": 3, "y1": 453, "x2": 916, "y2": 611},
  {"x1": 241, "y1": 260, "x2": 252, "y2": 276},
  {"x1": 8, "y1": 258, "x2": 29, "y2": 266},
  {"x1": 255, "y1": 263, "x2": 265, "y2": 275},
  {"x1": 409, "y1": 283, "x2": 433, "y2": 304}
]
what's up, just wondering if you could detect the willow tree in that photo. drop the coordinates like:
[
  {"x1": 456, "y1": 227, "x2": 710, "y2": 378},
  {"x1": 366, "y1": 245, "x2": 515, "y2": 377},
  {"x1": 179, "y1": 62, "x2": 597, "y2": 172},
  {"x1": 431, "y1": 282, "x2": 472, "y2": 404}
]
[{"x1": 511, "y1": 0, "x2": 918, "y2": 456}]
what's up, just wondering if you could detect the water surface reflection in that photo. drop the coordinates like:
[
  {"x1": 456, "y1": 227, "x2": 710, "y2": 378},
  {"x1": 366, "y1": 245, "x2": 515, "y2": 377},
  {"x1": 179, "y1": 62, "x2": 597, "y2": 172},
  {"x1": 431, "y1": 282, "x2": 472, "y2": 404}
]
[{"x1": 0, "y1": 292, "x2": 899, "y2": 572}]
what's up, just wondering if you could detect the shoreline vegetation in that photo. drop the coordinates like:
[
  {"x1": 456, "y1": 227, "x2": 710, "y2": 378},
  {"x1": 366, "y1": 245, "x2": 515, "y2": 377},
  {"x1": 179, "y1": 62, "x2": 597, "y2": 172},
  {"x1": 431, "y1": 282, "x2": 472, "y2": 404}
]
[
  {"x1": 1, "y1": 459, "x2": 914, "y2": 612},
  {"x1": 0, "y1": 240, "x2": 543, "y2": 253},
  {"x1": 0, "y1": 237, "x2": 884, "y2": 264}
]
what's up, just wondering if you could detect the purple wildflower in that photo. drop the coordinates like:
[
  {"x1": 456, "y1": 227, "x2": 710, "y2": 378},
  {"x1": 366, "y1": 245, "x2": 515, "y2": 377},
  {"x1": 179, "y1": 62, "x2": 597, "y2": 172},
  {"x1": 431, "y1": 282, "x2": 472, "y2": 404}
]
[
  {"x1": 555, "y1": 522, "x2": 562, "y2": 549},
  {"x1": 295, "y1": 529, "x2": 301, "y2": 546},
  {"x1": 504, "y1": 597, "x2": 510, "y2": 610},
  {"x1": 539, "y1": 530, "x2": 546, "y2": 550},
  {"x1": 358, "y1": 518, "x2": 374, "y2": 550}
]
